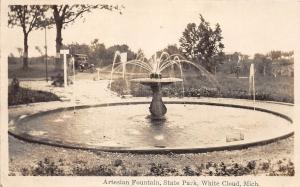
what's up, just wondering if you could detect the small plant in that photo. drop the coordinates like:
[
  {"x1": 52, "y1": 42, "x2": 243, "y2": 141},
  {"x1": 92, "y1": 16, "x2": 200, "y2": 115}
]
[
  {"x1": 148, "y1": 163, "x2": 178, "y2": 176},
  {"x1": 260, "y1": 161, "x2": 270, "y2": 171},
  {"x1": 72, "y1": 164, "x2": 114, "y2": 176},
  {"x1": 21, "y1": 158, "x2": 65, "y2": 176},
  {"x1": 113, "y1": 159, "x2": 123, "y2": 167},
  {"x1": 183, "y1": 166, "x2": 199, "y2": 176},
  {"x1": 51, "y1": 73, "x2": 64, "y2": 87},
  {"x1": 247, "y1": 160, "x2": 256, "y2": 170}
]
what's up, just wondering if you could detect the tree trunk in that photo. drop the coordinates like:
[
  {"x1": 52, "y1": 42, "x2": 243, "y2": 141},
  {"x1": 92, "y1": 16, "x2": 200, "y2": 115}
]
[
  {"x1": 55, "y1": 21, "x2": 63, "y2": 70},
  {"x1": 23, "y1": 33, "x2": 29, "y2": 70}
]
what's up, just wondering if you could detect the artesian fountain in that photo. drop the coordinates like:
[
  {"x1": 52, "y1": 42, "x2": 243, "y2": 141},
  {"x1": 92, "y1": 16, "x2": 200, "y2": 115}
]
[
  {"x1": 8, "y1": 51, "x2": 294, "y2": 153},
  {"x1": 130, "y1": 53, "x2": 183, "y2": 119},
  {"x1": 110, "y1": 52, "x2": 218, "y2": 119}
]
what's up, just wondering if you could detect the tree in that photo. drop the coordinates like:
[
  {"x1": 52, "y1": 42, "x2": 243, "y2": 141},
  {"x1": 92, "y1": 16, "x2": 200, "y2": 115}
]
[
  {"x1": 50, "y1": 4, "x2": 123, "y2": 68},
  {"x1": 179, "y1": 15, "x2": 225, "y2": 73},
  {"x1": 162, "y1": 44, "x2": 181, "y2": 55},
  {"x1": 68, "y1": 42, "x2": 91, "y2": 55},
  {"x1": 104, "y1": 44, "x2": 136, "y2": 66},
  {"x1": 8, "y1": 5, "x2": 49, "y2": 69},
  {"x1": 89, "y1": 39, "x2": 106, "y2": 66},
  {"x1": 268, "y1": 50, "x2": 282, "y2": 61},
  {"x1": 254, "y1": 53, "x2": 272, "y2": 76},
  {"x1": 156, "y1": 44, "x2": 181, "y2": 58}
]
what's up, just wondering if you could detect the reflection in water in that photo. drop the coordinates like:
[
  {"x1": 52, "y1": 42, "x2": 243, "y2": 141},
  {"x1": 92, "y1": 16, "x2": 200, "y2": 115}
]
[
  {"x1": 147, "y1": 115, "x2": 167, "y2": 126},
  {"x1": 154, "y1": 135, "x2": 164, "y2": 140}
]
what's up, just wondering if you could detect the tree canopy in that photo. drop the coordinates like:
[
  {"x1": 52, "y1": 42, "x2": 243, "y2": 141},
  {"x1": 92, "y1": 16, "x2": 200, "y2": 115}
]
[
  {"x1": 66, "y1": 40, "x2": 136, "y2": 67},
  {"x1": 179, "y1": 15, "x2": 225, "y2": 73},
  {"x1": 50, "y1": 4, "x2": 123, "y2": 69},
  {"x1": 8, "y1": 5, "x2": 49, "y2": 69}
]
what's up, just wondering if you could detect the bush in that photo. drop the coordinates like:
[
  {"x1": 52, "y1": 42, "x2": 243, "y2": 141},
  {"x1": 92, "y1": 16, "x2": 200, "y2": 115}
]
[
  {"x1": 147, "y1": 163, "x2": 178, "y2": 176},
  {"x1": 109, "y1": 78, "x2": 132, "y2": 95}
]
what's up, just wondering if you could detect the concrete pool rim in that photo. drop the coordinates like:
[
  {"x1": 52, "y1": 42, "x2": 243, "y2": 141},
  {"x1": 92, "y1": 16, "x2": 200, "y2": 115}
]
[{"x1": 8, "y1": 100, "x2": 294, "y2": 154}]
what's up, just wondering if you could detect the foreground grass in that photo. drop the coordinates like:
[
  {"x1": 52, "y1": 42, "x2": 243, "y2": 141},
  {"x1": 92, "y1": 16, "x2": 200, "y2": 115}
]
[{"x1": 9, "y1": 136, "x2": 294, "y2": 176}]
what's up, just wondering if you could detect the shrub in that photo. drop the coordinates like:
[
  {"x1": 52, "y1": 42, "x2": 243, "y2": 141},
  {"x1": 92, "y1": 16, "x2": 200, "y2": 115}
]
[
  {"x1": 109, "y1": 78, "x2": 132, "y2": 95},
  {"x1": 147, "y1": 163, "x2": 178, "y2": 176},
  {"x1": 72, "y1": 164, "x2": 114, "y2": 176},
  {"x1": 8, "y1": 86, "x2": 60, "y2": 106},
  {"x1": 182, "y1": 166, "x2": 199, "y2": 176}
]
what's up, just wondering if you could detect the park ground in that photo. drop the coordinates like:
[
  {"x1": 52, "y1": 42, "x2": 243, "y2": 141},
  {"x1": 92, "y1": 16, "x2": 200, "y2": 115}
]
[{"x1": 7, "y1": 62, "x2": 294, "y2": 176}]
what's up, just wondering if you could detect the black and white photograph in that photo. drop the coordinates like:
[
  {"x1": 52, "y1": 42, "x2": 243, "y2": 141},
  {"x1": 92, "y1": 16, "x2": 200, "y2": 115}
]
[{"x1": 0, "y1": 0, "x2": 299, "y2": 186}]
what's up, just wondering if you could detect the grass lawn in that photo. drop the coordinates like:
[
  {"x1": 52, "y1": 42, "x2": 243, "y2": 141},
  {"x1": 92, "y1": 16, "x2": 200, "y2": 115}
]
[
  {"x1": 8, "y1": 62, "x2": 62, "y2": 79},
  {"x1": 216, "y1": 73, "x2": 294, "y2": 103}
]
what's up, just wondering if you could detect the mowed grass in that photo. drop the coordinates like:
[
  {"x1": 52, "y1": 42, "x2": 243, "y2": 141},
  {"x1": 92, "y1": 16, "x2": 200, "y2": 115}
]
[
  {"x1": 216, "y1": 73, "x2": 293, "y2": 103},
  {"x1": 8, "y1": 62, "x2": 62, "y2": 79}
]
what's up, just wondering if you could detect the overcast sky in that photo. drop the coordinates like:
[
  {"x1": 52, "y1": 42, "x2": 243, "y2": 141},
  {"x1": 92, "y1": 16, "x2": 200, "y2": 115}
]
[{"x1": 6, "y1": 0, "x2": 300, "y2": 58}]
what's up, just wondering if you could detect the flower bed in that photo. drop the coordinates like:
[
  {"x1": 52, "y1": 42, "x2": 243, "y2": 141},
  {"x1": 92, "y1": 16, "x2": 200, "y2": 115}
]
[{"x1": 16, "y1": 157, "x2": 294, "y2": 176}]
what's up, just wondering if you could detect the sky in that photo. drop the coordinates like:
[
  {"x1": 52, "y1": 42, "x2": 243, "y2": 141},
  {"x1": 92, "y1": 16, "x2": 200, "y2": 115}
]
[{"x1": 5, "y1": 0, "x2": 300, "y2": 58}]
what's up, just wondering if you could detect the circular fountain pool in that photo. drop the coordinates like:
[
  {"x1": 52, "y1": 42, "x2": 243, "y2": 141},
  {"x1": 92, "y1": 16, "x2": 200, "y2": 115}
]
[{"x1": 10, "y1": 102, "x2": 293, "y2": 153}]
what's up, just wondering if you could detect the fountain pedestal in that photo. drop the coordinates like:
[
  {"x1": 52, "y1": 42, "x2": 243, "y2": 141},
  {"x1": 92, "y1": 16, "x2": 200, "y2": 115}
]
[
  {"x1": 130, "y1": 77, "x2": 183, "y2": 119},
  {"x1": 149, "y1": 83, "x2": 167, "y2": 119}
]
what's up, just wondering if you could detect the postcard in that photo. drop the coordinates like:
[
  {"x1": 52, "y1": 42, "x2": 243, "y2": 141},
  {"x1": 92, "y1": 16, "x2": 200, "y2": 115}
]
[{"x1": 1, "y1": 0, "x2": 299, "y2": 187}]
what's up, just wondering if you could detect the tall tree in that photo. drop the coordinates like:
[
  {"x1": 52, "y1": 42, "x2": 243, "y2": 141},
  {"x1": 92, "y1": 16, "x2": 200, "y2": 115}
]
[
  {"x1": 8, "y1": 5, "x2": 49, "y2": 69},
  {"x1": 179, "y1": 15, "x2": 225, "y2": 73},
  {"x1": 50, "y1": 4, "x2": 122, "y2": 68}
]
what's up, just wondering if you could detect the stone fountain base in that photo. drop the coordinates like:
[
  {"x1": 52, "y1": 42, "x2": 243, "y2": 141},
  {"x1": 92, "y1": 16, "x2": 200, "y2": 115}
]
[
  {"x1": 130, "y1": 77, "x2": 183, "y2": 119},
  {"x1": 149, "y1": 83, "x2": 167, "y2": 119}
]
